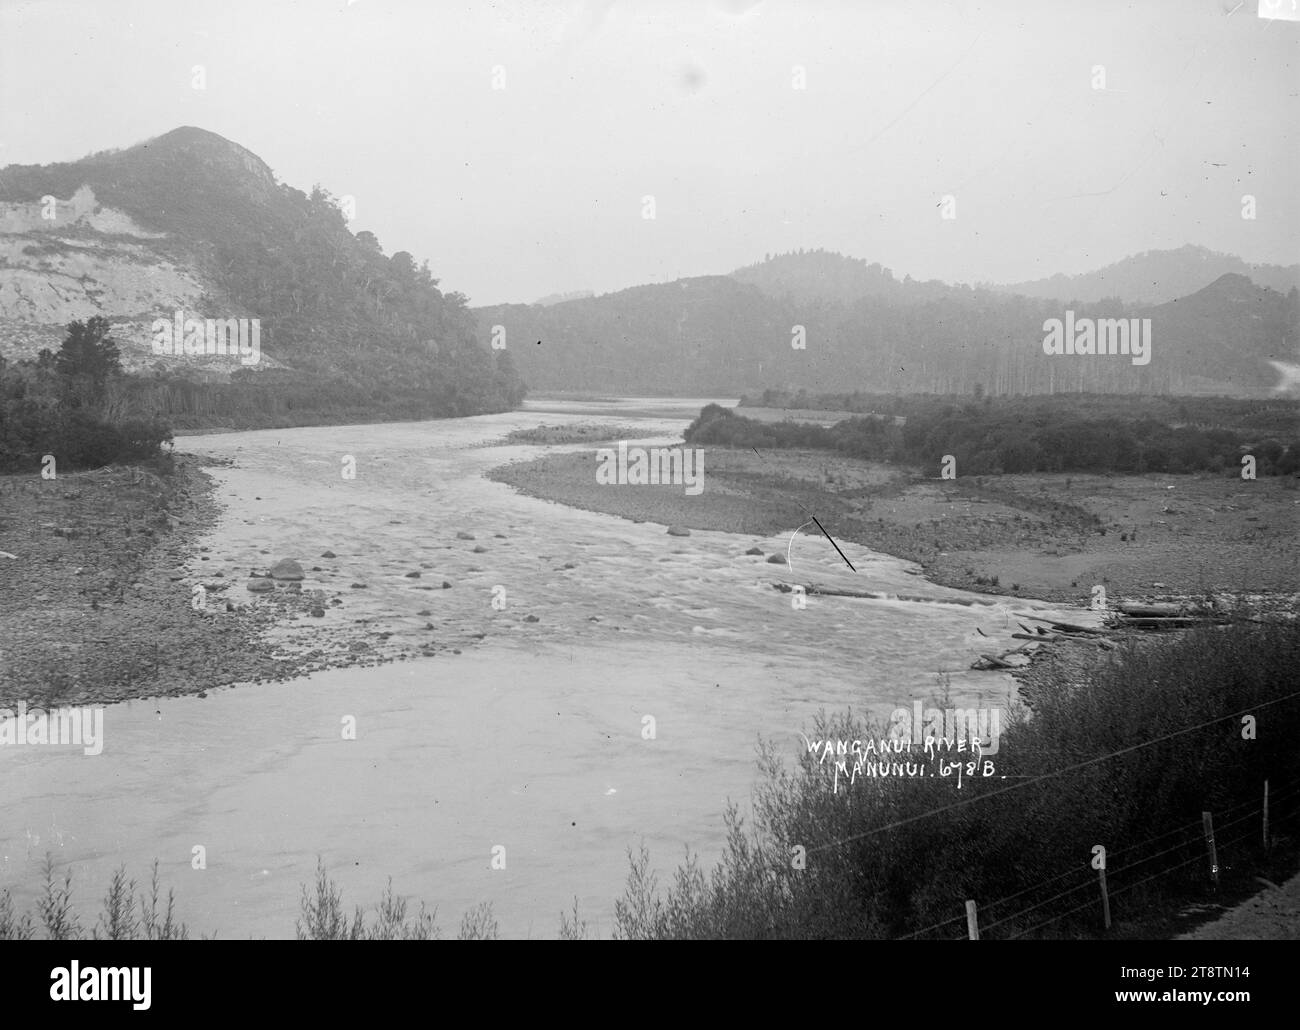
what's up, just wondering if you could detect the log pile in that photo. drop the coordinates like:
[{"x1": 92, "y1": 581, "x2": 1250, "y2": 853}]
[
  {"x1": 970, "y1": 616, "x2": 1116, "y2": 670},
  {"x1": 969, "y1": 604, "x2": 1227, "y2": 670},
  {"x1": 1109, "y1": 601, "x2": 1230, "y2": 631}
]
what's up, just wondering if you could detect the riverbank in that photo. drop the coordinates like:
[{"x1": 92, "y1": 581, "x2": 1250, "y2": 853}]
[
  {"x1": 0, "y1": 457, "x2": 314, "y2": 708},
  {"x1": 486, "y1": 444, "x2": 1300, "y2": 604}
]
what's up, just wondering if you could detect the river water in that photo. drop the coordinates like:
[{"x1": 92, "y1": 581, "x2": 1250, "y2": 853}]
[{"x1": 2, "y1": 397, "x2": 1063, "y2": 939}]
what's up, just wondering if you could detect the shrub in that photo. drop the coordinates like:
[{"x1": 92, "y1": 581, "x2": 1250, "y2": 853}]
[
  {"x1": 613, "y1": 621, "x2": 1300, "y2": 939},
  {"x1": 0, "y1": 857, "x2": 189, "y2": 941}
]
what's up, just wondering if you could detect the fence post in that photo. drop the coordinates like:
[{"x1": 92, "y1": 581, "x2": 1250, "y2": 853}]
[
  {"x1": 1098, "y1": 863, "x2": 1111, "y2": 930},
  {"x1": 1202, "y1": 811, "x2": 1219, "y2": 890},
  {"x1": 965, "y1": 899, "x2": 979, "y2": 940},
  {"x1": 1263, "y1": 780, "x2": 1270, "y2": 851}
]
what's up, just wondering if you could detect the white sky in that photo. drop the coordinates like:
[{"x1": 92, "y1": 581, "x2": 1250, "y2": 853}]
[{"x1": 1, "y1": 0, "x2": 1296, "y2": 305}]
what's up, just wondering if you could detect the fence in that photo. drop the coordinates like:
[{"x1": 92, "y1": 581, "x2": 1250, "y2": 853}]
[{"x1": 891, "y1": 774, "x2": 1300, "y2": 940}]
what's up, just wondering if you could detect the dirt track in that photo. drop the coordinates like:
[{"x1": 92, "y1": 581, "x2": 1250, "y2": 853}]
[{"x1": 1179, "y1": 870, "x2": 1300, "y2": 940}]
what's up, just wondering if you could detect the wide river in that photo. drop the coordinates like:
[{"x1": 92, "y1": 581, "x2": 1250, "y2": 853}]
[{"x1": 3, "y1": 397, "x2": 1066, "y2": 939}]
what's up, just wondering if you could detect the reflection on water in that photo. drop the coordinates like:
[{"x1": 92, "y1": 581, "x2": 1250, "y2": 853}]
[{"x1": 2, "y1": 398, "x2": 1059, "y2": 939}]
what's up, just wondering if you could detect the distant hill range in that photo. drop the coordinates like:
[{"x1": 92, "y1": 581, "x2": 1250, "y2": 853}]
[
  {"x1": 987, "y1": 244, "x2": 1300, "y2": 306},
  {"x1": 0, "y1": 126, "x2": 522, "y2": 418},
  {"x1": 533, "y1": 289, "x2": 594, "y2": 307},
  {"x1": 731, "y1": 249, "x2": 958, "y2": 305},
  {"x1": 475, "y1": 248, "x2": 1299, "y2": 398}
]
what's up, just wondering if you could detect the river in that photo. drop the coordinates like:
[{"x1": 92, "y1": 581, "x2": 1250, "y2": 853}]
[{"x1": 2, "y1": 397, "x2": 1059, "y2": 939}]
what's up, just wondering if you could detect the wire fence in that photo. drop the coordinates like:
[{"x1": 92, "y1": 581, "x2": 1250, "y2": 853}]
[{"x1": 890, "y1": 773, "x2": 1300, "y2": 940}]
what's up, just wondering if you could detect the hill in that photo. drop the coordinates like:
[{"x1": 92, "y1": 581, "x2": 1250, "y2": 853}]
[
  {"x1": 0, "y1": 126, "x2": 523, "y2": 425},
  {"x1": 475, "y1": 256, "x2": 1298, "y2": 397},
  {"x1": 475, "y1": 275, "x2": 799, "y2": 394},
  {"x1": 730, "y1": 247, "x2": 964, "y2": 305},
  {"x1": 533, "y1": 289, "x2": 594, "y2": 307},
  {"x1": 988, "y1": 244, "x2": 1300, "y2": 306}
]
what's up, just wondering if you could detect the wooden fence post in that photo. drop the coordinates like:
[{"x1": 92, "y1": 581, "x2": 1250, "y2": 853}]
[
  {"x1": 965, "y1": 899, "x2": 979, "y2": 940},
  {"x1": 1202, "y1": 811, "x2": 1219, "y2": 890},
  {"x1": 1098, "y1": 863, "x2": 1111, "y2": 930}
]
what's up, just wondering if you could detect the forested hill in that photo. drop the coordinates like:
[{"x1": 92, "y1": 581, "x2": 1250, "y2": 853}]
[
  {"x1": 731, "y1": 248, "x2": 963, "y2": 305},
  {"x1": 474, "y1": 255, "x2": 1298, "y2": 398},
  {"x1": 476, "y1": 276, "x2": 794, "y2": 395},
  {"x1": 0, "y1": 126, "x2": 524, "y2": 422}
]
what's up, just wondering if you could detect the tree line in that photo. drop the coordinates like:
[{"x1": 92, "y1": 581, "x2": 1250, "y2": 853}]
[{"x1": 685, "y1": 398, "x2": 1300, "y2": 476}]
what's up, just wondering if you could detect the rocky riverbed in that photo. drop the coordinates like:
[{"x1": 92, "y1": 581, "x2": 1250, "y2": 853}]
[{"x1": 0, "y1": 458, "x2": 302, "y2": 707}]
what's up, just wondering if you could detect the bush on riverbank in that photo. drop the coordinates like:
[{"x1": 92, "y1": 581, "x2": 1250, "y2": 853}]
[
  {"x1": 294, "y1": 860, "x2": 502, "y2": 940},
  {"x1": 0, "y1": 320, "x2": 174, "y2": 473},
  {"x1": 744, "y1": 389, "x2": 1300, "y2": 440},
  {"x1": 613, "y1": 620, "x2": 1300, "y2": 939},
  {"x1": 0, "y1": 857, "x2": 578, "y2": 940},
  {"x1": 686, "y1": 399, "x2": 1300, "y2": 476},
  {"x1": 0, "y1": 858, "x2": 189, "y2": 940},
  {"x1": 500, "y1": 422, "x2": 651, "y2": 445}
]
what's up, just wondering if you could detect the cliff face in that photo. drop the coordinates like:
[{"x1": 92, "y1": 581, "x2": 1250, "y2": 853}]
[{"x1": 0, "y1": 183, "x2": 261, "y2": 374}]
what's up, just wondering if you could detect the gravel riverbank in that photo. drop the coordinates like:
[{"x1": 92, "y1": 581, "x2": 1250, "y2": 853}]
[{"x1": 0, "y1": 458, "x2": 314, "y2": 708}]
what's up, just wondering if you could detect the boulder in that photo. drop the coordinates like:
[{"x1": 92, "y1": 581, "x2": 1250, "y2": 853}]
[
  {"x1": 456, "y1": 531, "x2": 476, "y2": 541},
  {"x1": 247, "y1": 579, "x2": 274, "y2": 593},
  {"x1": 270, "y1": 558, "x2": 305, "y2": 581},
  {"x1": 666, "y1": 525, "x2": 691, "y2": 537},
  {"x1": 744, "y1": 547, "x2": 763, "y2": 556},
  {"x1": 766, "y1": 553, "x2": 786, "y2": 564}
]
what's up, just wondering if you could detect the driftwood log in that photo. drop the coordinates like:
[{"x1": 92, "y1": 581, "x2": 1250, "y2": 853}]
[{"x1": 1021, "y1": 614, "x2": 1106, "y2": 635}]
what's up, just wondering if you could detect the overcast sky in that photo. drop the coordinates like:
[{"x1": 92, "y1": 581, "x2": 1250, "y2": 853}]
[{"x1": 1, "y1": 0, "x2": 1296, "y2": 305}]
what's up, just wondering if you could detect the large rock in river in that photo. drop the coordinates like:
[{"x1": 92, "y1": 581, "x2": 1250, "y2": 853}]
[{"x1": 270, "y1": 558, "x2": 305, "y2": 581}]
